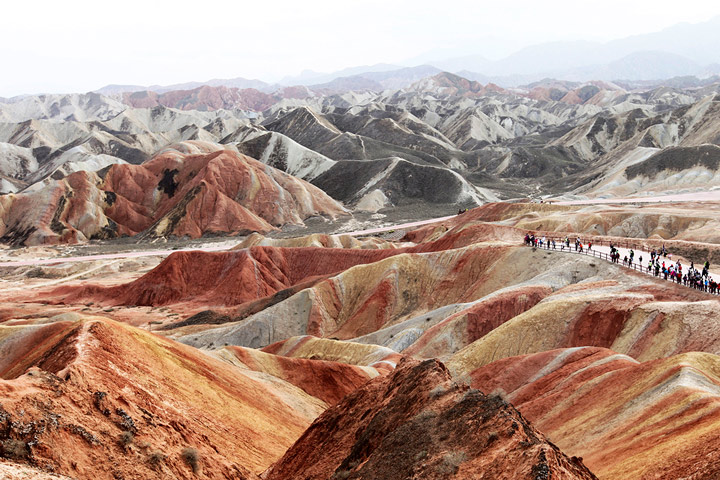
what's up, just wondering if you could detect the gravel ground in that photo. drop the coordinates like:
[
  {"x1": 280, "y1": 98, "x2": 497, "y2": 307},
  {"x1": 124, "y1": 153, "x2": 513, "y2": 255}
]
[{"x1": 0, "y1": 203, "x2": 461, "y2": 261}]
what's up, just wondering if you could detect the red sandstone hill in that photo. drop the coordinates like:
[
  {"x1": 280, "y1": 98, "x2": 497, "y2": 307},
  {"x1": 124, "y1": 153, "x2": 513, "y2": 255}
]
[
  {"x1": 264, "y1": 358, "x2": 597, "y2": 479},
  {"x1": 468, "y1": 347, "x2": 720, "y2": 480},
  {"x1": 51, "y1": 246, "x2": 407, "y2": 308},
  {"x1": 0, "y1": 316, "x2": 332, "y2": 479},
  {"x1": 0, "y1": 141, "x2": 346, "y2": 245}
]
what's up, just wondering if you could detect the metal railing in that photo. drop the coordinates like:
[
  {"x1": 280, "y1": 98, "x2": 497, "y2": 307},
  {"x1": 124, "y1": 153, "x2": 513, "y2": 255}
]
[{"x1": 524, "y1": 236, "x2": 719, "y2": 297}]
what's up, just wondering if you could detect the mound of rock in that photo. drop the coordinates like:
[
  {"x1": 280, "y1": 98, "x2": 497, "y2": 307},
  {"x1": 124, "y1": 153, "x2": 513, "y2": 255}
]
[
  {"x1": 312, "y1": 157, "x2": 495, "y2": 209},
  {"x1": 265, "y1": 358, "x2": 597, "y2": 479},
  {"x1": 216, "y1": 345, "x2": 379, "y2": 406}
]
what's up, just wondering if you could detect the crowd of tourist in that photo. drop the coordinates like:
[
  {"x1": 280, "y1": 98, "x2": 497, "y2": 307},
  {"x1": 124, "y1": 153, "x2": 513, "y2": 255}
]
[{"x1": 523, "y1": 233, "x2": 716, "y2": 294}]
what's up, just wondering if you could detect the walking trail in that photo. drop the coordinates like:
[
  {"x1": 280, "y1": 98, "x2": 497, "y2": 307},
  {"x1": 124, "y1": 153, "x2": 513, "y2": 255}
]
[{"x1": 532, "y1": 235, "x2": 719, "y2": 295}]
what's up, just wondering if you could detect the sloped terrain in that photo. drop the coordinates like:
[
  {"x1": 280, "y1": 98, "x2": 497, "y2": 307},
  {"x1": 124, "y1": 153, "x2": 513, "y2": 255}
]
[
  {"x1": 312, "y1": 156, "x2": 495, "y2": 209},
  {"x1": 3, "y1": 75, "x2": 720, "y2": 207},
  {"x1": 0, "y1": 315, "x2": 329, "y2": 479},
  {"x1": 0, "y1": 102, "x2": 252, "y2": 194},
  {"x1": 0, "y1": 461, "x2": 75, "y2": 480},
  {"x1": 0, "y1": 142, "x2": 346, "y2": 245},
  {"x1": 3, "y1": 201, "x2": 720, "y2": 479},
  {"x1": 554, "y1": 94, "x2": 720, "y2": 198},
  {"x1": 468, "y1": 347, "x2": 720, "y2": 479},
  {"x1": 265, "y1": 358, "x2": 597, "y2": 480},
  {"x1": 232, "y1": 128, "x2": 336, "y2": 181},
  {"x1": 5, "y1": 71, "x2": 720, "y2": 480},
  {"x1": 215, "y1": 345, "x2": 379, "y2": 406},
  {"x1": 455, "y1": 200, "x2": 720, "y2": 246}
]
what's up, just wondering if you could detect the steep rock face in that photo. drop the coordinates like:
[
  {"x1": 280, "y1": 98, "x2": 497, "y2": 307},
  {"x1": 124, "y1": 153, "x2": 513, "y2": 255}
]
[
  {"x1": 234, "y1": 129, "x2": 336, "y2": 180},
  {"x1": 0, "y1": 316, "x2": 329, "y2": 479},
  {"x1": 263, "y1": 107, "x2": 343, "y2": 149},
  {"x1": 264, "y1": 358, "x2": 597, "y2": 480},
  {"x1": 0, "y1": 142, "x2": 346, "y2": 245},
  {"x1": 263, "y1": 105, "x2": 475, "y2": 173},
  {"x1": 563, "y1": 94, "x2": 720, "y2": 197},
  {"x1": 551, "y1": 108, "x2": 658, "y2": 162},
  {"x1": 0, "y1": 143, "x2": 36, "y2": 182},
  {"x1": 468, "y1": 347, "x2": 720, "y2": 480},
  {"x1": 438, "y1": 107, "x2": 513, "y2": 149}
]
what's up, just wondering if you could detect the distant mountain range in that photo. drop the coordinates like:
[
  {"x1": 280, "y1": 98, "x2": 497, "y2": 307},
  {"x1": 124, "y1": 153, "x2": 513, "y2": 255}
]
[
  {"x1": 89, "y1": 17, "x2": 720, "y2": 97},
  {"x1": 95, "y1": 77, "x2": 275, "y2": 96}
]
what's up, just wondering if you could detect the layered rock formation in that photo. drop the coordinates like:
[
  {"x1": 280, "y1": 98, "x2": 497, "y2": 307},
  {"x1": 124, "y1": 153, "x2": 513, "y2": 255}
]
[
  {"x1": 0, "y1": 102, "x2": 251, "y2": 194},
  {"x1": 3, "y1": 76, "x2": 719, "y2": 210},
  {"x1": 0, "y1": 315, "x2": 329, "y2": 479},
  {"x1": 216, "y1": 345, "x2": 379, "y2": 406},
  {"x1": 0, "y1": 142, "x2": 346, "y2": 245},
  {"x1": 265, "y1": 358, "x2": 597, "y2": 480},
  {"x1": 468, "y1": 347, "x2": 720, "y2": 479},
  {"x1": 3, "y1": 195, "x2": 720, "y2": 480},
  {"x1": 456, "y1": 200, "x2": 720, "y2": 246}
]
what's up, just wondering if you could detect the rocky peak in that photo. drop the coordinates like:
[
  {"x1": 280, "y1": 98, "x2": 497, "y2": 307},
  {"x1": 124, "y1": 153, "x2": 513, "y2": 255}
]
[{"x1": 265, "y1": 357, "x2": 597, "y2": 480}]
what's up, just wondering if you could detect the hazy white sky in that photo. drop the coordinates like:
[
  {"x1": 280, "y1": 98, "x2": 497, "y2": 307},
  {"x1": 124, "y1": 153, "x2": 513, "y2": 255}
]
[{"x1": 2, "y1": 0, "x2": 719, "y2": 96}]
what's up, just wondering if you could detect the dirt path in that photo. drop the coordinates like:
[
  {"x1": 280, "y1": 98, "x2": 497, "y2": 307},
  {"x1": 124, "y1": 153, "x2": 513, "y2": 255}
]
[{"x1": 0, "y1": 215, "x2": 456, "y2": 268}]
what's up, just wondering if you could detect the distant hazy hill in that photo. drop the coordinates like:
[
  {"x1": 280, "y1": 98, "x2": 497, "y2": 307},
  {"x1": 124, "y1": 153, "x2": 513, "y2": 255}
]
[{"x1": 426, "y1": 16, "x2": 720, "y2": 84}]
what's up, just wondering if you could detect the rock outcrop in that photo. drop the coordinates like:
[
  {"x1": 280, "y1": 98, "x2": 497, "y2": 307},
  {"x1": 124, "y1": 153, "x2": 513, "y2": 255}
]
[{"x1": 264, "y1": 358, "x2": 598, "y2": 480}]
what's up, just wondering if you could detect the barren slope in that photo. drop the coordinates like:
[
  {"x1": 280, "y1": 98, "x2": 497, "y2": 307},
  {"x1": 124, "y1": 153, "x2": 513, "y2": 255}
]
[
  {"x1": 265, "y1": 358, "x2": 597, "y2": 480},
  {"x1": 0, "y1": 141, "x2": 346, "y2": 245},
  {"x1": 469, "y1": 347, "x2": 720, "y2": 480},
  {"x1": 0, "y1": 315, "x2": 330, "y2": 478}
]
